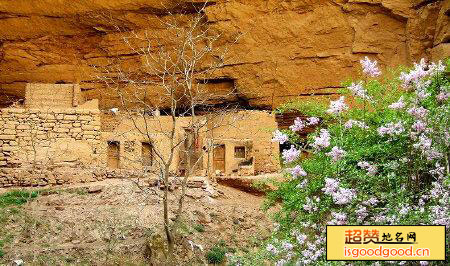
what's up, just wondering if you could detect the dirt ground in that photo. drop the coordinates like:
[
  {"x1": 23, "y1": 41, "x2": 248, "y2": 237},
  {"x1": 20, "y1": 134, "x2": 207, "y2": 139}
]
[{"x1": 0, "y1": 178, "x2": 275, "y2": 265}]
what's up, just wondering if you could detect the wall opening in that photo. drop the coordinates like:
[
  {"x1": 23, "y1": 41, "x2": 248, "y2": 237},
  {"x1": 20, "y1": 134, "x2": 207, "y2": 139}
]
[
  {"x1": 213, "y1": 144, "x2": 225, "y2": 172},
  {"x1": 107, "y1": 141, "x2": 120, "y2": 169},
  {"x1": 234, "y1": 146, "x2": 246, "y2": 158},
  {"x1": 142, "y1": 142, "x2": 153, "y2": 167}
]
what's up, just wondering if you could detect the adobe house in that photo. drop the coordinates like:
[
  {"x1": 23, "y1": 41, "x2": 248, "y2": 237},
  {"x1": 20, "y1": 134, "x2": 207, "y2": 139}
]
[
  {"x1": 203, "y1": 111, "x2": 280, "y2": 176},
  {"x1": 101, "y1": 110, "x2": 280, "y2": 177},
  {"x1": 0, "y1": 83, "x2": 281, "y2": 187}
]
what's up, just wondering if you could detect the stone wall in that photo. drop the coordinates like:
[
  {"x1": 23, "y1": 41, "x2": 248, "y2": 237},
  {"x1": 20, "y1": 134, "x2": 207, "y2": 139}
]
[{"x1": 0, "y1": 107, "x2": 105, "y2": 187}]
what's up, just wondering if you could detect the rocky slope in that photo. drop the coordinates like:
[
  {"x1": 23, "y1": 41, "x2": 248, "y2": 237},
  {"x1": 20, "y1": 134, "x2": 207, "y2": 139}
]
[{"x1": 0, "y1": 0, "x2": 448, "y2": 109}]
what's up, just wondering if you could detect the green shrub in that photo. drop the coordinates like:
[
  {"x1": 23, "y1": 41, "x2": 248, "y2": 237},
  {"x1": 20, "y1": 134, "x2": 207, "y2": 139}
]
[
  {"x1": 253, "y1": 58, "x2": 450, "y2": 265},
  {"x1": 206, "y1": 246, "x2": 226, "y2": 264},
  {"x1": 193, "y1": 224, "x2": 205, "y2": 233},
  {"x1": 206, "y1": 240, "x2": 229, "y2": 264}
]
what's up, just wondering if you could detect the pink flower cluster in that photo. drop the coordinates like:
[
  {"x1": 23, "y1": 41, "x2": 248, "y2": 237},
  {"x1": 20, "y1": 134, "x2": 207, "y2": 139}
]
[
  {"x1": 296, "y1": 179, "x2": 308, "y2": 189},
  {"x1": 272, "y1": 130, "x2": 288, "y2": 144},
  {"x1": 322, "y1": 178, "x2": 339, "y2": 194},
  {"x1": 282, "y1": 145, "x2": 300, "y2": 163},
  {"x1": 327, "y1": 96, "x2": 348, "y2": 115},
  {"x1": 290, "y1": 117, "x2": 320, "y2": 132},
  {"x1": 328, "y1": 212, "x2": 347, "y2": 225},
  {"x1": 428, "y1": 60, "x2": 446, "y2": 75},
  {"x1": 377, "y1": 121, "x2": 404, "y2": 136},
  {"x1": 293, "y1": 231, "x2": 307, "y2": 245},
  {"x1": 429, "y1": 179, "x2": 449, "y2": 227},
  {"x1": 344, "y1": 119, "x2": 368, "y2": 129},
  {"x1": 289, "y1": 165, "x2": 307, "y2": 178},
  {"x1": 413, "y1": 135, "x2": 442, "y2": 161},
  {"x1": 289, "y1": 117, "x2": 305, "y2": 132},
  {"x1": 407, "y1": 106, "x2": 428, "y2": 119},
  {"x1": 388, "y1": 96, "x2": 406, "y2": 109},
  {"x1": 312, "y1": 129, "x2": 331, "y2": 150},
  {"x1": 356, "y1": 206, "x2": 369, "y2": 222},
  {"x1": 399, "y1": 59, "x2": 445, "y2": 89},
  {"x1": 416, "y1": 87, "x2": 431, "y2": 100},
  {"x1": 299, "y1": 240, "x2": 325, "y2": 265},
  {"x1": 430, "y1": 163, "x2": 445, "y2": 179},
  {"x1": 266, "y1": 244, "x2": 278, "y2": 255},
  {"x1": 326, "y1": 146, "x2": 346, "y2": 162},
  {"x1": 411, "y1": 120, "x2": 427, "y2": 133},
  {"x1": 303, "y1": 197, "x2": 317, "y2": 212},
  {"x1": 333, "y1": 188, "x2": 356, "y2": 205},
  {"x1": 306, "y1": 117, "x2": 320, "y2": 125},
  {"x1": 360, "y1": 56, "x2": 381, "y2": 77},
  {"x1": 399, "y1": 206, "x2": 410, "y2": 216},
  {"x1": 363, "y1": 197, "x2": 379, "y2": 206},
  {"x1": 437, "y1": 91, "x2": 449, "y2": 102},
  {"x1": 348, "y1": 82, "x2": 372, "y2": 101},
  {"x1": 357, "y1": 161, "x2": 377, "y2": 176},
  {"x1": 322, "y1": 178, "x2": 356, "y2": 205},
  {"x1": 399, "y1": 59, "x2": 429, "y2": 89}
]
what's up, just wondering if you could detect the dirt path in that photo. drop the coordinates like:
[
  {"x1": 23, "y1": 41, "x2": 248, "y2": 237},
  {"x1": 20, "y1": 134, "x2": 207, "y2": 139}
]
[{"x1": 0, "y1": 178, "x2": 275, "y2": 265}]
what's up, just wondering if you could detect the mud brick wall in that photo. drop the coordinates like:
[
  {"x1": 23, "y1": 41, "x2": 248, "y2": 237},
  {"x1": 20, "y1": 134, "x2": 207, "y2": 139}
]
[
  {"x1": 208, "y1": 111, "x2": 281, "y2": 174},
  {"x1": 25, "y1": 83, "x2": 82, "y2": 109},
  {"x1": 0, "y1": 108, "x2": 106, "y2": 187}
]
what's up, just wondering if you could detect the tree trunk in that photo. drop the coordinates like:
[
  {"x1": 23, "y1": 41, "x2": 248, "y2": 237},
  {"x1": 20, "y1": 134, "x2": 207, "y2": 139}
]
[{"x1": 163, "y1": 166, "x2": 174, "y2": 264}]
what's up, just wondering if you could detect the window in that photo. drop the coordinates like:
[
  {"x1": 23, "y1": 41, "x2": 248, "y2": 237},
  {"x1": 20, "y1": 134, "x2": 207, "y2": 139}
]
[
  {"x1": 234, "y1": 146, "x2": 246, "y2": 158},
  {"x1": 124, "y1": 141, "x2": 135, "y2": 153},
  {"x1": 107, "y1": 141, "x2": 120, "y2": 169}
]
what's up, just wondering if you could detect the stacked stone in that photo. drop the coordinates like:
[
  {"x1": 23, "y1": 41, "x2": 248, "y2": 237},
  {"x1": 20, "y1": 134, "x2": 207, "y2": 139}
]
[{"x1": 0, "y1": 108, "x2": 103, "y2": 187}]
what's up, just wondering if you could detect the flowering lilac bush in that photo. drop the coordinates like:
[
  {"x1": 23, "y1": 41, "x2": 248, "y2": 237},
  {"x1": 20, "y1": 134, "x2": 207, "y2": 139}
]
[{"x1": 239, "y1": 58, "x2": 449, "y2": 265}]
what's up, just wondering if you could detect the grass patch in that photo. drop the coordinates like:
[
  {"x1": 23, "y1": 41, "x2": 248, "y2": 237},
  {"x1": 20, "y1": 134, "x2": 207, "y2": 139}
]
[
  {"x1": 36, "y1": 187, "x2": 88, "y2": 196},
  {"x1": 206, "y1": 240, "x2": 234, "y2": 264},
  {"x1": 0, "y1": 190, "x2": 39, "y2": 259},
  {"x1": 193, "y1": 224, "x2": 205, "y2": 233},
  {"x1": 0, "y1": 190, "x2": 38, "y2": 208}
]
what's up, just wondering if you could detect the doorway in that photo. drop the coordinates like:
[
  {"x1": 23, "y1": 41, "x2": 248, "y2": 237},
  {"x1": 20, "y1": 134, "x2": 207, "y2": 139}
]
[
  {"x1": 107, "y1": 141, "x2": 120, "y2": 169},
  {"x1": 213, "y1": 144, "x2": 225, "y2": 172},
  {"x1": 142, "y1": 142, "x2": 153, "y2": 167}
]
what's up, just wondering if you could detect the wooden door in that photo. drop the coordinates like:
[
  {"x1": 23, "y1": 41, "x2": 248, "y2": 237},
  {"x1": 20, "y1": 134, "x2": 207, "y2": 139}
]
[
  {"x1": 142, "y1": 142, "x2": 153, "y2": 167},
  {"x1": 213, "y1": 144, "x2": 225, "y2": 172}
]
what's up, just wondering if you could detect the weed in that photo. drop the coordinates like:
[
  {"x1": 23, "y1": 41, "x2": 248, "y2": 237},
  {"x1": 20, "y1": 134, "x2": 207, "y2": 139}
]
[
  {"x1": 206, "y1": 240, "x2": 230, "y2": 264},
  {"x1": 176, "y1": 221, "x2": 193, "y2": 236},
  {"x1": 193, "y1": 224, "x2": 205, "y2": 233},
  {"x1": 206, "y1": 246, "x2": 226, "y2": 264},
  {"x1": 0, "y1": 189, "x2": 39, "y2": 260}
]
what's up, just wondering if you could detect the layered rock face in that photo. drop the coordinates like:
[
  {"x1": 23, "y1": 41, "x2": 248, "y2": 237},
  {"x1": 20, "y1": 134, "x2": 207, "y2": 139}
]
[{"x1": 0, "y1": 0, "x2": 448, "y2": 109}]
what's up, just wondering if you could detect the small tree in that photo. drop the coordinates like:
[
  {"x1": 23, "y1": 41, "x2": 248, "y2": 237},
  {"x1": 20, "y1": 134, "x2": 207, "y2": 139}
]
[{"x1": 97, "y1": 2, "x2": 243, "y2": 263}]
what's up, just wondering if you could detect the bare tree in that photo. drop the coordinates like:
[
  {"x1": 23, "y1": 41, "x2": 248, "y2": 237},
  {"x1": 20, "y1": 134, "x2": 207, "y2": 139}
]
[{"x1": 96, "y1": 2, "x2": 243, "y2": 263}]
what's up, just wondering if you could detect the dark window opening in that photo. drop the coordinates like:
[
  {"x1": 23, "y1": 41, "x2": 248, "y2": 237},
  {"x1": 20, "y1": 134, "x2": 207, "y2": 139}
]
[{"x1": 234, "y1": 146, "x2": 246, "y2": 158}]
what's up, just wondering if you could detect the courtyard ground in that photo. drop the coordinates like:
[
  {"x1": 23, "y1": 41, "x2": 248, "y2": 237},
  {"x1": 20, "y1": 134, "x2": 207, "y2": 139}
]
[{"x1": 0, "y1": 176, "x2": 277, "y2": 265}]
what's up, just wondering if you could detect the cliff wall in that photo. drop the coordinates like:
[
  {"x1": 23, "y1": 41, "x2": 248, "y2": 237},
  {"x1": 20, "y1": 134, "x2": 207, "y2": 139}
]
[{"x1": 0, "y1": 0, "x2": 448, "y2": 109}]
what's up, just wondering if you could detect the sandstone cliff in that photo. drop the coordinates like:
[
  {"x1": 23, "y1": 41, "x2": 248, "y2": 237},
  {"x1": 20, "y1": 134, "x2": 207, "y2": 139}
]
[{"x1": 0, "y1": 0, "x2": 448, "y2": 109}]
